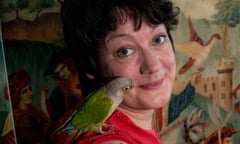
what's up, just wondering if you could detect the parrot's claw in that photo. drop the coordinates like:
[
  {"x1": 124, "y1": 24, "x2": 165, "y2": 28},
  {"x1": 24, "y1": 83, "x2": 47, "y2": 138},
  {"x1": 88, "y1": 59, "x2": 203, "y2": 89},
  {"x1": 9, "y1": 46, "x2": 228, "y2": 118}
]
[
  {"x1": 99, "y1": 123, "x2": 116, "y2": 134},
  {"x1": 99, "y1": 128, "x2": 111, "y2": 134}
]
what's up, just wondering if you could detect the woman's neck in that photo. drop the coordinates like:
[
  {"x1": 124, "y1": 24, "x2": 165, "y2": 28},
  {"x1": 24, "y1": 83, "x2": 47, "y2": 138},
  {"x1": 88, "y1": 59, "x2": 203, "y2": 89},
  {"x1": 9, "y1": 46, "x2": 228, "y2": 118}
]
[
  {"x1": 18, "y1": 103, "x2": 28, "y2": 110},
  {"x1": 117, "y1": 107, "x2": 154, "y2": 130}
]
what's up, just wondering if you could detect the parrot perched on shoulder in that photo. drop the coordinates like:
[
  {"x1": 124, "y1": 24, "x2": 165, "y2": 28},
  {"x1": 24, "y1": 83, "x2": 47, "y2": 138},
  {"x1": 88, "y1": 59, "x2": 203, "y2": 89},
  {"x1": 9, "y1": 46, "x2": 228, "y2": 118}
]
[{"x1": 54, "y1": 77, "x2": 132, "y2": 135}]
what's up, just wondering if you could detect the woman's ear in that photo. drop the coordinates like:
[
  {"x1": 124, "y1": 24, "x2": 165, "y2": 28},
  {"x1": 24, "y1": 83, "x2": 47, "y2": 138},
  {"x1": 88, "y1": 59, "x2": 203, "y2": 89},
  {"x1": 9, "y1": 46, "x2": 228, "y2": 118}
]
[{"x1": 86, "y1": 73, "x2": 96, "y2": 80}]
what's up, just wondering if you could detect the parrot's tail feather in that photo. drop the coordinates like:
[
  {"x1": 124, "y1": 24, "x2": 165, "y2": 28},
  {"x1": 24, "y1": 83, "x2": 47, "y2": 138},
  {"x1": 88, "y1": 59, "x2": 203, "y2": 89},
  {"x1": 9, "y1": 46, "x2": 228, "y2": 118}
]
[
  {"x1": 61, "y1": 125, "x2": 76, "y2": 134},
  {"x1": 53, "y1": 123, "x2": 75, "y2": 135},
  {"x1": 52, "y1": 110, "x2": 77, "y2": 135},
  {"x1": 60, "y1": 130, "x2": 84, "y2": 144}
]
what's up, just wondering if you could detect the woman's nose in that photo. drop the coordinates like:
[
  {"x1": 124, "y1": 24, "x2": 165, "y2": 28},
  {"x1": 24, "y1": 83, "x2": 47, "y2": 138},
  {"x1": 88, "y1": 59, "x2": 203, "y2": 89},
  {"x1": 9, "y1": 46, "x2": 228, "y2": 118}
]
[
  {"x1": 140, "y1": 50, "x2": 161, "y2": 74},
  {"x1": 27, "y1": 89, "x2": 33, "y2": 95}
]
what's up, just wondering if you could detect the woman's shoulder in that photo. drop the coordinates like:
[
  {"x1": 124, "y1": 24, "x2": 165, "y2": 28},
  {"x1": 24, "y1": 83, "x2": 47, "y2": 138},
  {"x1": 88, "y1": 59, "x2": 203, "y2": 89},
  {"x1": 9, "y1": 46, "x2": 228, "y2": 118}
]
[
  {"x1": 74, "y1": 110, "x2": 162, "y2": 144},
  {"x1": 70, "y1": 111, "x2": 132, "y2": 143}
]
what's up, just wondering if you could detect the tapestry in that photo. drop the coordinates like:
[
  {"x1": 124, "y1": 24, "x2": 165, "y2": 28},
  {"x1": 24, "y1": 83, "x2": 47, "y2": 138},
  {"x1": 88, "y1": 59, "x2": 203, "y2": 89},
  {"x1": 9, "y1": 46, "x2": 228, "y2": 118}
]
[
  {"x1": 0, "y1": 0, "x2": 239, "y2": 143},
  {"x1": 159, "y1": 0, "x2": 240, "y2": 144}
]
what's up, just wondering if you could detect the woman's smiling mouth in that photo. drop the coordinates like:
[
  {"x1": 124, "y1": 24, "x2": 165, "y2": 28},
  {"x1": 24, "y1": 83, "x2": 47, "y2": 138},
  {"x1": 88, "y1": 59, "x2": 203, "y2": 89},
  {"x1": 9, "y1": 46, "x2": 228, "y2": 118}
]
[{"x1": 139, "y1": 79, "x2": 164, "y2": 90}]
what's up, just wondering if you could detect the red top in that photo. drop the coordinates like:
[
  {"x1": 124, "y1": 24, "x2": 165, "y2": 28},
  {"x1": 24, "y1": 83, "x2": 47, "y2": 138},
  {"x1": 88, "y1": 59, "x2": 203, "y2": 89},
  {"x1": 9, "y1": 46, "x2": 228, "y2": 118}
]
[{"x1": 58, "y1": 110, "x2": 163, "y2": 144}]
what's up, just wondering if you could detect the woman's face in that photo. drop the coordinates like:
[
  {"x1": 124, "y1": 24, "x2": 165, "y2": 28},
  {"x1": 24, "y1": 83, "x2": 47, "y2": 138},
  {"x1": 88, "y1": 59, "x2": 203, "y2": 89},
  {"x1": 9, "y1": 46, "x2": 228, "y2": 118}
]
[
  {"x1": 19, "y1": 84, "x2": 33, "y2": 106},
  {"x1": 54, "y1": 62, "x2": 72, "y2": 80},
  {"x1": 99, "y1": 19, "x2": 176, "y2": 110}
]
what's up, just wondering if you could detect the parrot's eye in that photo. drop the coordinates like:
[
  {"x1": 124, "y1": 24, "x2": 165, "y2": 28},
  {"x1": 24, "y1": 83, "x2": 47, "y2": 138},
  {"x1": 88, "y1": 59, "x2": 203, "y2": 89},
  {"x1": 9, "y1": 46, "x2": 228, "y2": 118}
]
[{"x1": 122, "y1": 85, "x2": 131, "y2": 91}]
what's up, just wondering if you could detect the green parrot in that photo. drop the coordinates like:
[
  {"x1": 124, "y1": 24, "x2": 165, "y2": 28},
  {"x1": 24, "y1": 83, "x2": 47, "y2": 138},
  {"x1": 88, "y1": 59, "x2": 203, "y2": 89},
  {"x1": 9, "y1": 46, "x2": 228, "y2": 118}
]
[{"x1": 55, "y1": 77, "x2": 132, "y2": 135}]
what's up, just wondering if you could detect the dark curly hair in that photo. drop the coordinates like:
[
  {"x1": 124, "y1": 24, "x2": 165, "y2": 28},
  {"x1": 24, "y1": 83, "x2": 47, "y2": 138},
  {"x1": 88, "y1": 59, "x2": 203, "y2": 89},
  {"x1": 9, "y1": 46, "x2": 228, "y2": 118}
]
[{"x1": 61, "y1": 0, "x2": 180, "y2": 95}]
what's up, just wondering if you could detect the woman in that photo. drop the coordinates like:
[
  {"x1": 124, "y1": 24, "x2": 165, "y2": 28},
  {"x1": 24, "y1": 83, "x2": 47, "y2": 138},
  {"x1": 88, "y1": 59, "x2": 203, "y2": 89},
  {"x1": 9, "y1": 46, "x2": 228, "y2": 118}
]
[
  {"x1": 7, "y1": 68, "x2": 52, "y2": 144},
  {"x1": 44, "y1": 49, "x2": 84, "y2": 122},
  {"x1": 59, "y1": 0, "x2": 180, "y2": 143}
]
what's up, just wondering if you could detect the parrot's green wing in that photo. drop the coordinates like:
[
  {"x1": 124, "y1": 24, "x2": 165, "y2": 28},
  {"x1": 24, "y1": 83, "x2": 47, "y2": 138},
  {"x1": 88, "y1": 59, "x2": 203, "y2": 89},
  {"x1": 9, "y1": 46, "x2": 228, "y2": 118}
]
[{"x1": 70, "y1": 88, "x2": 115, "y2": 132}]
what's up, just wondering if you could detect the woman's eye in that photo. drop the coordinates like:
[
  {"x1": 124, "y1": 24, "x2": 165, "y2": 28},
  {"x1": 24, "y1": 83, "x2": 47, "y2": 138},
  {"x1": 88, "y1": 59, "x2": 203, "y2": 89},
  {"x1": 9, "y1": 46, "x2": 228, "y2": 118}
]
[
  {"x1": 116, "y1": 48, "x2": 134, "y2": 57},
  {"x1": 154, "y1": 35, "x2": 166, "y2": 45}
]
